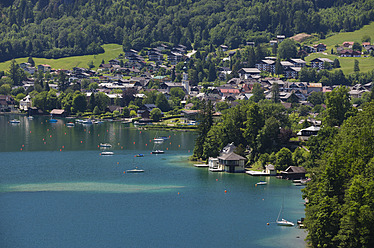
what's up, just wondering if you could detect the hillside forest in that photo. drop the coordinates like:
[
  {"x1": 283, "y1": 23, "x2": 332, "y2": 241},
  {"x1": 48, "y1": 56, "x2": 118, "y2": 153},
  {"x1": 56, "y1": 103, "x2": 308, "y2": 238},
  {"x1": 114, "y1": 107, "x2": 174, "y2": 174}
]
[{"x1": 1, "y1": 0, "x2": 374, "y2": 61}]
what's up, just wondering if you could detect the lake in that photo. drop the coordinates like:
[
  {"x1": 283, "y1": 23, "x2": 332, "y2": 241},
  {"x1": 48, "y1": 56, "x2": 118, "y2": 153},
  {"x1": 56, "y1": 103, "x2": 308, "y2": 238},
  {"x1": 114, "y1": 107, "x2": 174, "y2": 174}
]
[{"x1": 0, "y1": 115, "x2": 307, "y2": 248}]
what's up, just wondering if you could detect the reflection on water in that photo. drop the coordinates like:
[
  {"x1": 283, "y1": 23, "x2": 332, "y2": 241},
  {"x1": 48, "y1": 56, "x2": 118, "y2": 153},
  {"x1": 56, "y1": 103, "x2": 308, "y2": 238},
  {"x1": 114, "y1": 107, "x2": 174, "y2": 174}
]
[{"x1": 1, "y1": 182, "x2": 185, "y2": 193}]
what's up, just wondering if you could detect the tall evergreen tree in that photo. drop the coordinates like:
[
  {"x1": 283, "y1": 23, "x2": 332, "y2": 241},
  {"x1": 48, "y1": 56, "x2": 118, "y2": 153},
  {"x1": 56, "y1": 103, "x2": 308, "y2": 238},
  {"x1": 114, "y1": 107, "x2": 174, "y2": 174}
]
[
  {"x1": 271, "y1": 83, "x2": 280, "y2": 103},
  {"x1": 275, "y1": 59, "x2": 283, "y2": 75}
]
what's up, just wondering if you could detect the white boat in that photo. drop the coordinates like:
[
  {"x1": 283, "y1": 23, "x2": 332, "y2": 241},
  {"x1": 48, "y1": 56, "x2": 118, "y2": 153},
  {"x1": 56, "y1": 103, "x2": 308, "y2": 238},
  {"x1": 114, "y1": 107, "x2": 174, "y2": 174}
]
[
  {"x1": 66, "y1": 122, "x2": 75, "y2": 127},
  {"x1": 82, "y1": 120, "x2": 93, "y2": 124},
  {"x1": 151, "y1": 150, "x2": 164, "y2": 154},
  {"x1": 100, "y1": 143, "x2": 112, "y2": 148},
  {"x1": 126, "y1": 168, "x2": 144, "y2": 173},
  {"x1": 255, "y1": 181, "x2": 267, "y2": 185},
  {"x1": 101, "y1": 151, "x2": 114, "y2": 155},
  {"x1": 153, "y1": 138, "x2": 164, "y2": 143},
  {"x1": 10, "y1": 119, "x2": 20, "y2": 124},
  {"x1": 27, "y1": 116, "x2": 34, "y2": 120},
  {"x1": 276, "y1": 218, "x2": 295, "y2": 226},
  {"x1": 276, "y1": 201, "x2": 294, "y2": 226}
]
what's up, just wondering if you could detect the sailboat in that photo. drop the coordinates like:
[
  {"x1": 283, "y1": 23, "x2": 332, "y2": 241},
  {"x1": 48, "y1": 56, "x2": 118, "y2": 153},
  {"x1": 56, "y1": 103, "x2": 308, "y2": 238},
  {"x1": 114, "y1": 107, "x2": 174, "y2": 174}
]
[{"x1": 276, "y1": 200, "x2": 295, "y2": 226}]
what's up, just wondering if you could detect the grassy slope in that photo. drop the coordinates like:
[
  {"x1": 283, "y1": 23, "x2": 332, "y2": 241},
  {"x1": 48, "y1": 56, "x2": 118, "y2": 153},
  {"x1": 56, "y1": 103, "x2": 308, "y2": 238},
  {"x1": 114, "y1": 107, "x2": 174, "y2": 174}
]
[
  {"x1": 0, "y1": 44, "x2": 123, "y2": 72},
  {"x1": 305, "y1": 22, "x2": 374, "y2": 74}
]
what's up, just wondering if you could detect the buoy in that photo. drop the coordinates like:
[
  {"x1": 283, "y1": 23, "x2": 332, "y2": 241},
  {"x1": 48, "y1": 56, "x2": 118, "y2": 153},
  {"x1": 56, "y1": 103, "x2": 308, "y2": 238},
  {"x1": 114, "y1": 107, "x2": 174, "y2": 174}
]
[
  {"x1": 121, "y1": 146, "x2": 123, "y2": 149},
  {"x1": 59, "y1": 149, "x2": 62, "y2": 151},
  {"x1": 145, "y1": 144, "x2": 147, "y2": 146},
  {"x1": 64, "y1": 133, "x2": 66, "y2": 135},
  {"x1": 98, "y1": 134, "x2": 100, "y2": 136},
  {"x1": 20, "y1": 148, "x2": 22, "y2": 151},
  {"x1": 62, "y1": 146, "x2": 64, "y2": 148},
  {"x1": 178, "y1": 145, "x2": 180, "y2": 147},
  {"x1": 81, "y1": 141, "x2": 83, "y2": 143},
  {"x1": 84, "y1": 129, "x2": 86, "y2": 131},
  {"x1": 30, "y1": 131, "x2": 31, "y2": 133},
  {"x1": 166, "y1": 148, "x2": 168, "y2": 150},
  {"x1": 170, "y1": 142, "x2": 171, "y2": 145},
  {"x1": 50, "y1": 135, "x2": 52, "y2": 138},
  {"x1": 117, "y1": 162, "x2": 119, "y2": 164},
  {"x1": 107, "y1": 130, "x2": 108, "y2": 132},
  {"x1": 133, "y1": 142, "x2": 135, "y2": 144},
  {"x1": 22, "y1": 144, "x2": 24, "y2": 147},
  {"x1": 89, "y1": 131, "x2": 90, "y2": 133},
  {"x1": 118, "y1": 143, "x2": 120, "y2": 145},
  {"x1": 149, "y1": 140, "x2": 151, "y2": 142},
  {"x1": 43, "y1": 138, "x2": 44, "y2": 141},
  {"x1": 267, "y1": 223, "x2": 269, "y2": 226},
  {"x1": 139, "y1": 131, "x2": 141, "y2": 134},
  {"x1": 216, "y1": 179, "x2": 218, "y2": 181},
  {"x1": 255, "y1": 184, "x2": 257, "y2": 187},
  {"x1": 98, "y1": 145, "x2": 99, "y2": 148},
  {"x1": 224, "y1": 190, "x2": 227, "y2": 193},
  {"x1": 44, "y1": 142, "x2": 46, "y2": 144},
  {"x1": 178, "y1": 192, "x2": 180, "y2": 195},
  {"x1": 47, "y1": 129, "x2": 49, "y2": 131},
  {"x1": 123, "y1": 171, "x2": 126, "y2": 174}
]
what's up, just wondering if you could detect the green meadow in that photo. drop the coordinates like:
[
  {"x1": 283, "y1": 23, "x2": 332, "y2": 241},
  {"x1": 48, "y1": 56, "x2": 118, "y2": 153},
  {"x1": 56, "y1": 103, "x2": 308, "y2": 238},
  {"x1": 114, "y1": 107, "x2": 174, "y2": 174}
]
[
  {"x1": 304, "y1": 22, "x2": 374, "y2": 74},
  {"x1": 0, "y1": 44, "x2": 123, "y2": 72}
]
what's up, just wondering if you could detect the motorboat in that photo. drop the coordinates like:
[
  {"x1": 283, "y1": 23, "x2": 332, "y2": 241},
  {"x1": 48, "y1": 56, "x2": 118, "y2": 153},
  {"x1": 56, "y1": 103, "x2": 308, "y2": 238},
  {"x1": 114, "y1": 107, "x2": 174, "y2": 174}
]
[
  {"x1": 66, "y1": 122, "x2": 75, "y2": 127},
  {"x1": 27, "y1": 116, "x2": 34, "y2": 120},
  {"x1": 126, "y1": 168, "x2": 144, "y2": 173},
  {"x1": 101, "y1": 151, "x2": 114, "y2": 155},
  {"x1": 255, "y1": 181, "x2": 267, "y2": 185},
  {"x1": 153, "y1": 138, "x2": 164, "y2": 143},
  {"x1": 135, "y1": 154, "x2": 144, "y2": 157},
  {"x1": 100, "y1": 143, "x2": 112, "y2": 148},
  {"x1": 151, "y1": 150, "x2": 164, "y2": 154},
  {"x1": 10, "y1": 119, "x2": 20, "y2": 124},
  {"x1": 49, "y1": 119, "x2": 58, "y2": 123}
]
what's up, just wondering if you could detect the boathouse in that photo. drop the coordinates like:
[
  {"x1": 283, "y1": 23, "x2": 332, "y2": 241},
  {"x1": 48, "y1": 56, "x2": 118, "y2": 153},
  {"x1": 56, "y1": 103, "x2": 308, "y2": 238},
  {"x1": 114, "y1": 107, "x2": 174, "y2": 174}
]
[{"x1": 279, "y1": 166, "x2": 306, "y2": 180}]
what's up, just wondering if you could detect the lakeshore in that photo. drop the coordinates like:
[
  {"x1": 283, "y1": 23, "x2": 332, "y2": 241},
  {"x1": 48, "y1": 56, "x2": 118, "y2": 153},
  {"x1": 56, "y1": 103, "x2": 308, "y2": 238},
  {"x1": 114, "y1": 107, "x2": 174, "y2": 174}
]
[{"x1": 0, "y1": 115, "x2": 307, "y2": 248}]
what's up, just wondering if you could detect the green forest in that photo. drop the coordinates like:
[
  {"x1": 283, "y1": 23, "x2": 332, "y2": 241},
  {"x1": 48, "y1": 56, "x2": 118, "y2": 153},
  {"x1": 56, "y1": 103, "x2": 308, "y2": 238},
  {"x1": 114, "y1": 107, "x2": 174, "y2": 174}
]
[{"x1": 1, "y1": 0, "x2": 374, "y2": 61}]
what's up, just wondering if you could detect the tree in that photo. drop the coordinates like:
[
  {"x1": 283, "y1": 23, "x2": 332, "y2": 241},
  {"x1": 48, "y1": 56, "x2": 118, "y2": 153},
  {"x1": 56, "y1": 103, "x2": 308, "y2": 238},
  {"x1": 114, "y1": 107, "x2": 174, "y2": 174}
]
[
  {"x1": 155, "y1": 93, "x2": 170, "y2": 112},
  {"x1": 73, "y1": 93, "x2": 87, "y2": 113},
  {"x1": 251, "y1": 83, "x2": 265, "y2": 103},
  {"x1": 354, "y1": 59, "x2": 360, "y2": 73},
  {"x1": 27, "y1": 56, "x2": 35, "y2": 67},
  {"x1": 202, "y1": 124, "x2": 224, "y2": 160},
  {"x1": 95, "y1": 92, "x2": 110, "y2": 112},
  {"x1": 277, "y1": 39, "x2": 297, "y2": 59},
  {"x1": 208, "y1": 63, "x2": 217, "y2": 82},
  {"x1": 308, "y1": 91, "x2": 325, "y2": 106},
  {"x1": 333, "y1": 58, "x2": 341, "y2": 68},
  {"x1": 0, "y1": 84, "x2": 11, "y2": 95},
  {"x1": 324, "y1": 86, "x2": 354, "y2": 126},
  {"x1": 256, "y1": 116, "x2": 280, "y2": 153},
  {"x1": 8, "y1": 59, "x2": 24, "y2": 85},
  {"x1": 352, "y1": 41, "x2": 362, "y2": 52},
  {"x1": 193, "y1": 100, "x2": 213, "y2": 159},
  {"x1": 87, "y1": 61, "x2": 95, "y2": 69},
  {"x1": 122, "y1": 106, "x2": 130, "y2": 118},
  {"x1": 93, "y1": 106, "x2": 101, "y2": 115},
  {"x1": 57, "y1": 71, "x2": 69, "y2": 92},
  {"x1": 275, "y1": 147, "x2": 293, "y2": 171},
  {"x1": 362, "y1": 35, "x2": 371, "y2": 43},
  {"x1": 271, "y1": 83, "x2": 280, "y2": 103},
  {"x1": 275, "y1": 59, "x2": 283, "y2": 75},
  {"x1": 150, "y1": 108, "x2": 162, "y2": 122},
  {"x1": 242, "y1": 103, "x2": 264, "y2": 151}
]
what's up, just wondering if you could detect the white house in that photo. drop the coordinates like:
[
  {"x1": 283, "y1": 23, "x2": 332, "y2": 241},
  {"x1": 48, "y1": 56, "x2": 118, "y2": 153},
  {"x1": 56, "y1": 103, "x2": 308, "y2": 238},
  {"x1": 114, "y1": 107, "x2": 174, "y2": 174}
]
[{"x1": 19, "y1": 95, "x2": 32, "y2": 111}]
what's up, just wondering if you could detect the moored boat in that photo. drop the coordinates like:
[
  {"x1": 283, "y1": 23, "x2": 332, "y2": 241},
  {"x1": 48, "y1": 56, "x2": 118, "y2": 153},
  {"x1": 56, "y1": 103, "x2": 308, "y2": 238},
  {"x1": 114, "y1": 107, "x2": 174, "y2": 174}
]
[
  {"x1": 126, "y1": 168, "x2": 144, "y2": 173},
  {"x1": 255, "y1": 181, "x2": 267, "y2": 185},
  {"x1": 10, "y1": 119, "x2": 20, "y2": 124},
  {"x1": 101, "y1": 151, "x2": 114, "y2": 155},
  {"x1": 100, "y1": 143, "x2": 112, "y2": 148},
  {"x1": 66, "y1": 122, "x2": 75, "y2": 127},
  {"x1": 151, "y1": 150, "x2": 164, "y2": 154}
]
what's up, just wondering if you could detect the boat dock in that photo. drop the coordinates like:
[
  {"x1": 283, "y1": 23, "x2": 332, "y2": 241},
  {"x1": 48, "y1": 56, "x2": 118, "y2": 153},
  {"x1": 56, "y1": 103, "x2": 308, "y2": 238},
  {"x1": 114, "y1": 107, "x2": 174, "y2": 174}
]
[
  {"x1": 194, "y1": 164, "x2": 209, "y2": 168},
  {"x1": 245, "y1": 170, "x2": 270, "y2": 176}
]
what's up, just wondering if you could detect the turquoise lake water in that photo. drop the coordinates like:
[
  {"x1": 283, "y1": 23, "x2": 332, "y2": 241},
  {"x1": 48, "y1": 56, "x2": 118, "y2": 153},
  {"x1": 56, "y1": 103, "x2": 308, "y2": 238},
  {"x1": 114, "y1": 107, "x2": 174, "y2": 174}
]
[{"x1": 0, "y1": 115, "x2": 307, "y2": 248}]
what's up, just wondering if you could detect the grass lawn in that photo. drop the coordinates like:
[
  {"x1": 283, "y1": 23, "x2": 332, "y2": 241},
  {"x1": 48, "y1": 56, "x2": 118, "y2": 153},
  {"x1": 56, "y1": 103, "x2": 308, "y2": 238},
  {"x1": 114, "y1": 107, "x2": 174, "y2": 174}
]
[
  {"x1": 304, "y1": 53, "x2": 374, "y2": 74},
  {"x1": 317, "y1": 22, "x2": 374, "y2": 48},
  {"x1": 304, "y1": 22, "x2": 374, "y2": 74},
  {"x1": 0, "y1": 44, "x2": 123, "y2": 72}
]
